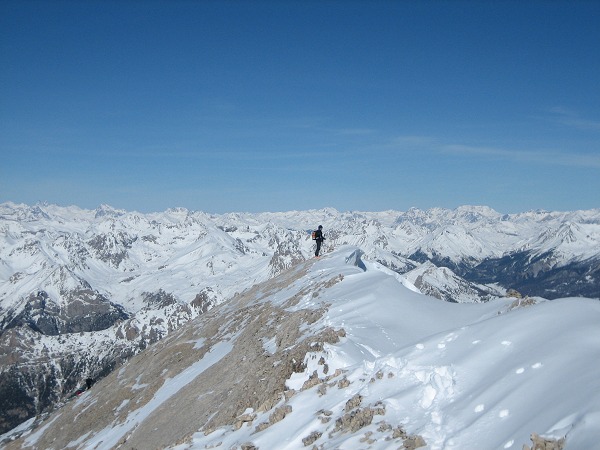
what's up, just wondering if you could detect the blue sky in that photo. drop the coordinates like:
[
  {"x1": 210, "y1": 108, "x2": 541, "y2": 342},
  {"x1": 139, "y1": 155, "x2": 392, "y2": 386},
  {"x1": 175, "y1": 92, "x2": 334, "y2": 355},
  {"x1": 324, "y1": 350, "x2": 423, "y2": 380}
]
[{"x1": 1, "y1": 1, "x2": 599, "y2": 214}]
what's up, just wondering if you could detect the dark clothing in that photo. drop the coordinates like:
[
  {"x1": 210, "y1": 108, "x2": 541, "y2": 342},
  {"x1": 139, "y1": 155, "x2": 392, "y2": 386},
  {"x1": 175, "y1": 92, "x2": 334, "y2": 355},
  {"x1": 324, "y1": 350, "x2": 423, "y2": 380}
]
[{"x1": 314, "y1": 229, "x2": 325, "y2": 256}]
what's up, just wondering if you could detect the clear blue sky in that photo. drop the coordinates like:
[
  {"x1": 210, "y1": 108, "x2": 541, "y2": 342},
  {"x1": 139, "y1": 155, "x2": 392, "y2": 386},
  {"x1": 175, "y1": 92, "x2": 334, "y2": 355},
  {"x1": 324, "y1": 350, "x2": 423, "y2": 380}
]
[{"x1": 1, "y1": 0, "x2": 599, "y2": 214}]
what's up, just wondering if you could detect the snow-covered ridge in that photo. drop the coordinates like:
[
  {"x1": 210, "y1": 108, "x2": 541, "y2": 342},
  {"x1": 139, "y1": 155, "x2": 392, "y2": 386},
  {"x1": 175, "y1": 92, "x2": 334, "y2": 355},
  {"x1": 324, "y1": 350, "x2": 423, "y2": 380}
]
[
  {"x1": 1, "y1": 202, "x2": 599, "y2": 437},
  {"x1": 3, "y1": 247, "x2": 599, "y2": 449}
]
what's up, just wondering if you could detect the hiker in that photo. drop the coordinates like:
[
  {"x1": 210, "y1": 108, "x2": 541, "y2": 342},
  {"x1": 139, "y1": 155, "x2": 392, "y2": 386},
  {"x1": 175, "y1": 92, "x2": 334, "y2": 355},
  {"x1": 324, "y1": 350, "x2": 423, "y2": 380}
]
[{"x1": 313, "y1": 225, "x2": 325, "y2": 257}]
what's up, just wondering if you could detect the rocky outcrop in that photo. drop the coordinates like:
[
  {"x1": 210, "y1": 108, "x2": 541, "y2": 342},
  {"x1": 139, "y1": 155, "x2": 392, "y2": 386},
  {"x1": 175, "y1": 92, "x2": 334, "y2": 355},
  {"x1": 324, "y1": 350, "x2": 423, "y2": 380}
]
[
  {"x1": 523, "y1": 432, "x2": 566, "y2": 450},
  {"x1": 1, "y1": 288, "x2": 128, "y2": 336},
  {"x1": 87, "y1": 231, "x2": 137, "y2": 267}
]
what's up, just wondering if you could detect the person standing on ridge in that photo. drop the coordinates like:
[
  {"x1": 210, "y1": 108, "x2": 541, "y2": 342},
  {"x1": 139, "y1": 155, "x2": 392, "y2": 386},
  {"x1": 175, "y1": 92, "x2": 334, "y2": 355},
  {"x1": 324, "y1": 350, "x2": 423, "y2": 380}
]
[{"x1": 313, "y1": 225, "x2": 325, "y2": 257}]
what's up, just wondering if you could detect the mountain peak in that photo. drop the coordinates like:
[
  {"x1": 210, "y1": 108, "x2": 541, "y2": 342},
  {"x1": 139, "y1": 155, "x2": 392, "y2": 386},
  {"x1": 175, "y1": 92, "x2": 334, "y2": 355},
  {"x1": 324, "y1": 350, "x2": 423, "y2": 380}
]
[{"x1": 94, "y1": 204, "x2": 126, "y2": 219}]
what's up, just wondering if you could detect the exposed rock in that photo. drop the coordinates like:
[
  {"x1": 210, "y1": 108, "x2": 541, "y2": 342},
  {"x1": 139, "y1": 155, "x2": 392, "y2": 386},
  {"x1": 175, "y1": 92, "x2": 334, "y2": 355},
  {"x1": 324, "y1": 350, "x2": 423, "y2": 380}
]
[
  {"x1": 302, "y1": 430, "x2": 322, "y2": 446},
  {"x1": 345, "y1": 393, "x2": 363, "y2": 411},
  {"x1": 403, "y1": 434, "x2": 427, "y2": 449},
  {"x1": 507, "y1": 296, "x2": 538, "y2": 312},
  {"x1": 360, "y1": 431, "x2": 376, "y2": 444},
  {"x1": 87, "y1": 231, "x2": 136, "y2": 267},
  {"x1": 392, "y1": 425, "x2": 407, "y2": 439},
  {"x1": 191, "y1": 287, "x2": 217, "y2": 313},
  {"x1": 333, "y1": 406, "x2": 379, "y2": 434},
  {"x1": 254, "y1": 404, "x2": 292, "y2": 432},
  {"x1": 233, "y1": 412, "x2": 257, "y2": 431},
  {"x1": 507, "y1": 289, "x2": 523, "y2": 299},
  {"x1": 523, "y1": 432, "x2": 566, "y2": 450},
  {"x1": 337, "y1": 376, "x2": 351, "y2": 389},
  {"x1": 2, "y1": 288, "x2": 128, "y2": 336}
]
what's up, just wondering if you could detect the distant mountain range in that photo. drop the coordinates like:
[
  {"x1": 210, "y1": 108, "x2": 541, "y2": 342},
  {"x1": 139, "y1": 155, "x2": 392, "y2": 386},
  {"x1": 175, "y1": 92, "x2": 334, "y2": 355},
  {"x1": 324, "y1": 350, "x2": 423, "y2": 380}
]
[{"x1": 1, "y1": 202, "x2": 599, "y2": 436}]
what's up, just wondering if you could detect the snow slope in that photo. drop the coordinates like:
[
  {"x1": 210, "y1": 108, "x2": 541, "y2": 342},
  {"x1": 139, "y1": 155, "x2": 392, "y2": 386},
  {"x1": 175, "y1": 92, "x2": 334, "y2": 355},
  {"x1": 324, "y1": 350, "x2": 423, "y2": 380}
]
[{"x1": 5, "y1": 247, "x2": 599, "y2": 449}]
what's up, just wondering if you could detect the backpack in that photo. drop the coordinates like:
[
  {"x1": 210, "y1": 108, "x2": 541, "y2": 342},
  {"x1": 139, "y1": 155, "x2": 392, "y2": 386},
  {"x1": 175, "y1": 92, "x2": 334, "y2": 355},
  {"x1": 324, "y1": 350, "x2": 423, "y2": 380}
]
[{"x1": 311, "y1": 230, "x2": 317, "y2": 240}]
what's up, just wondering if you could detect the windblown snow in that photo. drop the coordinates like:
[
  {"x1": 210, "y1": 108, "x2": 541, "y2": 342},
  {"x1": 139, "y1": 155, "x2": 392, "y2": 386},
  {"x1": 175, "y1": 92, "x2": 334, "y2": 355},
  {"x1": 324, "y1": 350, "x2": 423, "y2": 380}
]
[{"x1": 4, "y1": 247, "x2": 599, "y2": 450}]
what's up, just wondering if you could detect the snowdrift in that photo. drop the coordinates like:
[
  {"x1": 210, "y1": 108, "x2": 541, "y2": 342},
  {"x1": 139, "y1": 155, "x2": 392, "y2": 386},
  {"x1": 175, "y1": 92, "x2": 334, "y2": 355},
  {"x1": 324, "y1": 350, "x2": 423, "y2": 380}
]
[{"x1": 3, "y1": 246, "x2": 600, "y2": 449}]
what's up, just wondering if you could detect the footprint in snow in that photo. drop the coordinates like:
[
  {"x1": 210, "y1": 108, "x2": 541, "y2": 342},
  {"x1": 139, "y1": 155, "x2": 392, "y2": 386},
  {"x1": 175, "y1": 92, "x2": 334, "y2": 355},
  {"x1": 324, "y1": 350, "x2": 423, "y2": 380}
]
[
  {"x1": 443, "y1": 332, "x2": 458, "y2": 342},
  {"x1": 437, "y1": 332, "x2": 458, "y2": 349},
  {"x1": 516, "y1": 363, "x2": 542, "y2": 374}
]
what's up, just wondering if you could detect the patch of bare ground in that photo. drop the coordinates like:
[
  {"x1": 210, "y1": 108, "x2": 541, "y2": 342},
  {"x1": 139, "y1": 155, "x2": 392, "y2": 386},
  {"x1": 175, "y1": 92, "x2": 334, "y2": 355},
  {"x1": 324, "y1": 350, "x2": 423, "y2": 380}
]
[{"x1": 506, "y1": 296, "x2": 538, "y2": 312}]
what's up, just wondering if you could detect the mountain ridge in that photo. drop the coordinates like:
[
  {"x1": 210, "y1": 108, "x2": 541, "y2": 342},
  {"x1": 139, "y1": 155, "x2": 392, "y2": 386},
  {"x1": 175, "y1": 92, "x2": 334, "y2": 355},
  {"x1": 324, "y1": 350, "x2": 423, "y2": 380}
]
[
  {"x1": 3, "y1": 247, "x2": 599, "y2": 449},
  {"x1": 1, "y1": 202, "x2": 599, "y2": 437}
]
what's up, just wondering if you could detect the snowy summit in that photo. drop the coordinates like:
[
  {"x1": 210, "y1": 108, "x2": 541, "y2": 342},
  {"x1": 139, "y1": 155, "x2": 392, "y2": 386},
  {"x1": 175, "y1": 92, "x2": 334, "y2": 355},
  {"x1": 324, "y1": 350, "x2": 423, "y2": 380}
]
[{"x1": 4, "y1": 247, "x2": 600, "y2": 449}]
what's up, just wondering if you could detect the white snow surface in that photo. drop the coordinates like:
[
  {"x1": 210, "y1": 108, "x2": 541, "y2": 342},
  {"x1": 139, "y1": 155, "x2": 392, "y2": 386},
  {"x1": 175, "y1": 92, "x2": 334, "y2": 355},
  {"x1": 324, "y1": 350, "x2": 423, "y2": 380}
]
[{"x1": 20, "y1": 246, "x2": 598, "y2": 450}]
